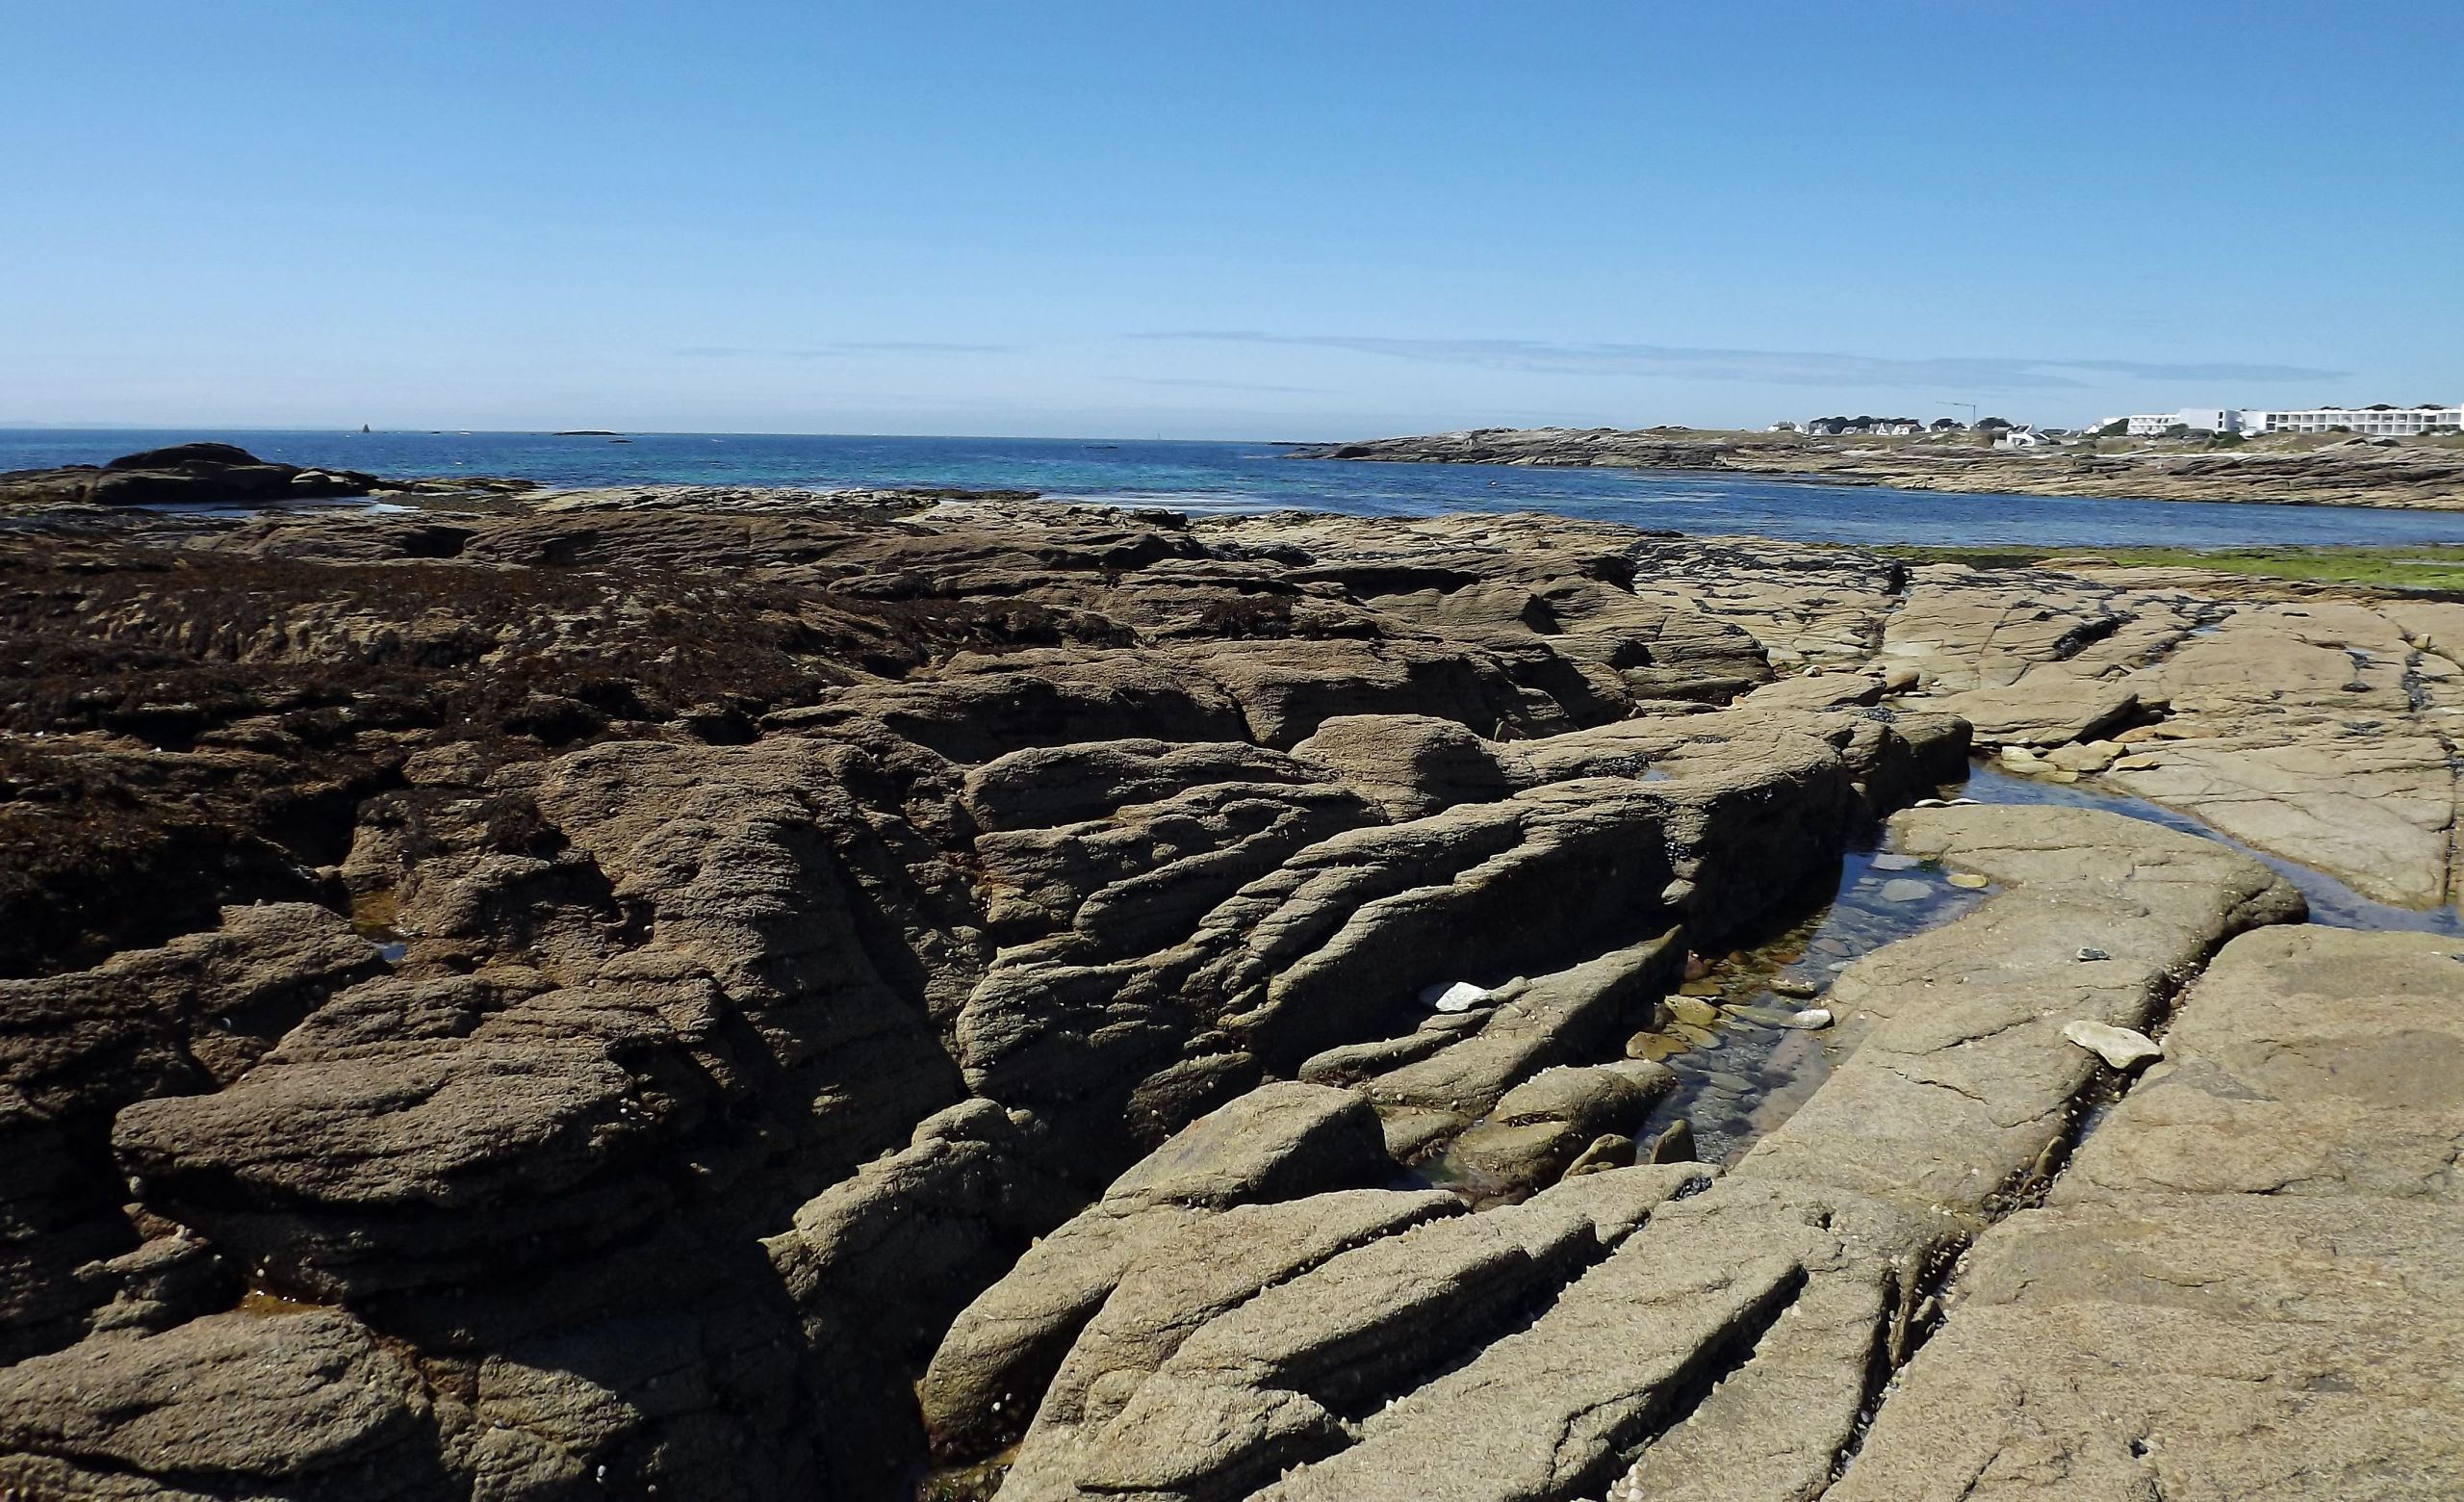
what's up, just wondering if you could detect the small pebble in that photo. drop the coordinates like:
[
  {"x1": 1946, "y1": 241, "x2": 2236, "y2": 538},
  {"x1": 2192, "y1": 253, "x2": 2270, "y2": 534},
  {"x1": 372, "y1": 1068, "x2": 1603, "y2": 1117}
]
[
  {"x1": 1947, "y1": 871, "x2": 1990, "y2": 890},
  {"x1": 1649, "y1": 1120, "x2": 1696, "y2": 1164},
  {"x1": 1879, "y1": 878, "x2": 1933, "y2": 903},
  {"x1": 1562, "y1": 1133, "x2": 1636, "y2": 1178},
  {"x1": 1771, "y1": 976, "x2": 1824, "y2": 999},
  {"x1": 1625, "y1": 1030, "x2": 1686, "y2": 1062},
  {"x1": 2076, "y1": 946, "x2": 2110, "y2": 962},
  {"x1": 1666, "y1": 995, "x2": 1723, "y2": 1027},
  {"x1": 1729, "y1": 1004, "x2": 1832, "y2": 1029},
  {"x1": 1869, "y1": 852, "x2": 1919, "y2": 871}
]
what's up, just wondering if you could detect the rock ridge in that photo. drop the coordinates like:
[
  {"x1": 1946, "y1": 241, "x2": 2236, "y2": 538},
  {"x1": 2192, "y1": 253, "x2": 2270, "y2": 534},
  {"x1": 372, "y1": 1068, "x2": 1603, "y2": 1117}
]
[{"x1": 0, "y1": 489, "x2": 2450, "y2": 1500}]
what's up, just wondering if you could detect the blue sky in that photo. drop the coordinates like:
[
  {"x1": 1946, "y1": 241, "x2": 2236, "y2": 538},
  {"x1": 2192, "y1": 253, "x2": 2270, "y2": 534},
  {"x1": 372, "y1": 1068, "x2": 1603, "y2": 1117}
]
[{"x1": 7, "y1": 1, "x2": 2458, "y2": 438}]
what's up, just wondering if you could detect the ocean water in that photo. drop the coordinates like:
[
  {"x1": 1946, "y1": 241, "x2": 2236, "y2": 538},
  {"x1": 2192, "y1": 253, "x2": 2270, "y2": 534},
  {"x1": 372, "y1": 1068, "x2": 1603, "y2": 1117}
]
[{"x1": 11, "y1": 428, "x2": 2464, "y2": 550}]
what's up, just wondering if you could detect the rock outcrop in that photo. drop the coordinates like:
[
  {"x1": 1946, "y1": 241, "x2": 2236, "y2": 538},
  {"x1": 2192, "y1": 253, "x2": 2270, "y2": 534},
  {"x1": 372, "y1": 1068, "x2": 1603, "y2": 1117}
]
[
  {"x1": 947, "y1": 803, "x2": 2306, "y2": 1502},
  {"x1": 1831, "y1": 924, "x2": 2464, "y2": 1499},
  {"x1": 0, "y1": 441, "x2": 536, "y2": 513},
  {"x1": 1289, "y1": 426, "x2": 2464, "y2": 509},
  {"x1": 0, "y1": 487, "x2": 2449, "y2": 1501},
  {"x1": 0, "y1": 495, "x2": 1964, "y2": 1499},
  {"x1": 0, "y1": 442, "x2": 384, "y2": 509}
]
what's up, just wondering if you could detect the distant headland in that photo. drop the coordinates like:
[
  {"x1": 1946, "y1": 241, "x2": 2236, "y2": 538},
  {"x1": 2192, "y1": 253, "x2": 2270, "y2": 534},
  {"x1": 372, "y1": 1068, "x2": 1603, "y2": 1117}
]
[{"x1": 1286, "y1": 422, "x2": 2464, "y2": 510}]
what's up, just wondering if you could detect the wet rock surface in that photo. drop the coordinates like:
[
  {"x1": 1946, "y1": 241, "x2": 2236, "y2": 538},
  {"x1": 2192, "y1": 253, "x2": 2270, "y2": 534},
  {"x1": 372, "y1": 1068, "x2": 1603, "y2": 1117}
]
[{"x1": 0, "y1": 489, "x2": 2453, "y2": 1500}]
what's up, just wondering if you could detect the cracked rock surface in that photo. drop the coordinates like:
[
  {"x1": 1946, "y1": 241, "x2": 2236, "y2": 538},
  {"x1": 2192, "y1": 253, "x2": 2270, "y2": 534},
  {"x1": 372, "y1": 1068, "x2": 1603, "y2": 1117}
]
[{"x1": 0, "y1": 489, "x2": 2453, "y2": 1501}]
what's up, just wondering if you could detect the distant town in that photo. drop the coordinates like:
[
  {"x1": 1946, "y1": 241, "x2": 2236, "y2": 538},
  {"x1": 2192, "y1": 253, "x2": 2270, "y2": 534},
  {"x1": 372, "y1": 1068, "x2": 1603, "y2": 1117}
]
[{"x1": 1773, "y1": 401, "x2": 2462, "y2": 448}]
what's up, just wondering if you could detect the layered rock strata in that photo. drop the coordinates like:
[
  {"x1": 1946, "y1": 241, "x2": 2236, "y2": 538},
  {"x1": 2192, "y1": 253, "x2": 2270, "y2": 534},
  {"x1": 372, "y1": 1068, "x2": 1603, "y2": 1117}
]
[
  {"x1": 921, "y1": 805, "x2": 2304, "y2": 1502},
  {"x1": 1831, "y1": 923, "x2": 2464, "y2": 1499},
  {"x1": 0, "y1": 490, "x2": 2452, "y2": 1500},
  {"x1": 0, "y1": 497, "x2": 1954, "y2": 1499}
]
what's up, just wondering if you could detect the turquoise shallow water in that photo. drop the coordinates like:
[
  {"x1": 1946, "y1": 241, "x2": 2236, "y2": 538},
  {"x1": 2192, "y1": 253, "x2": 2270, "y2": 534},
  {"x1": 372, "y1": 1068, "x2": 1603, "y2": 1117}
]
[{"x1": 12, "y1": 428, "x2": 2464, "y2": 550}]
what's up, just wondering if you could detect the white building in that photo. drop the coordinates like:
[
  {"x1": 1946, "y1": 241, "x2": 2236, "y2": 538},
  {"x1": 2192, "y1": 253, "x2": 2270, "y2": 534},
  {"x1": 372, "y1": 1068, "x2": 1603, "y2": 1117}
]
[
  {"x1": 2246, "y1": 403, "x2": 2462, "y2": 436},
  {"x1": 1997, "y1": 427, "x2": 2055, "y2": 449},
  {"x1": 2124, "y1": 402, "x2": 2462, "y2": 438},
  {"x1": 2125, "y1": 407, "x2": 2251, "y2": 436}
]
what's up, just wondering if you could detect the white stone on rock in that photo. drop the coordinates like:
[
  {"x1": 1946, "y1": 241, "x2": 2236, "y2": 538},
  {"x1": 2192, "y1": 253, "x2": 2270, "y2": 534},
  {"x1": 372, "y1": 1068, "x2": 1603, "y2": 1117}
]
[
  {"x1": 2060, "y1": 1020, "x2": 2163, "y2": 1070},
  {"x1": 1423, "y1": 981, "x2": 1489, "y2": 1014}
]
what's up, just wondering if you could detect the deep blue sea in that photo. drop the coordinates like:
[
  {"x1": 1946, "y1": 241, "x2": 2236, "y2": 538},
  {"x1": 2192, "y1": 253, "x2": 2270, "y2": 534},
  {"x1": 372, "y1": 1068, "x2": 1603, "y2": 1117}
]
[{"x1": 10, "y1": 428, "x2": 2464, "y2": 551}]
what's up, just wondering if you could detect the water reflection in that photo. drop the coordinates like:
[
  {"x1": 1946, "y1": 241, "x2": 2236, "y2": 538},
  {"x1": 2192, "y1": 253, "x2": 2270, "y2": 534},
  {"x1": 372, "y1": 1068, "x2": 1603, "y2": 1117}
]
[
  {"x1": 1957, "y1": 763, "x2": 2464, "y2": 935},
  {"x1": 1632, "y1": 843, "x2": 1993, "y2": 1166}
]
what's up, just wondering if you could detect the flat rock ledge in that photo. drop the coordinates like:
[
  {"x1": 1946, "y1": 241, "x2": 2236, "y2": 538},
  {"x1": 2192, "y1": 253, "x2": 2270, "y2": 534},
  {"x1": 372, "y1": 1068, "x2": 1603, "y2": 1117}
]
[
  {"x1": 1833, "y1": 923, "x2": 2464, "y2": 1500},
  {"x1": 0, "y1": 491, "x2": 2451, "y2": 1501},
  {"x1": 929, "y1": 803, "x2": 2305, "y2": 1502}
]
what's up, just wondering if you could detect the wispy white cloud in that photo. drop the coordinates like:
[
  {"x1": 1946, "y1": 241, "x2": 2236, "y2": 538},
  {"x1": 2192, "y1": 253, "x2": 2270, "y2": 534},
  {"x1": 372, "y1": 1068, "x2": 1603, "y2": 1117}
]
[
  {"x1": 1132, "y1": 333, "x2": 2345, "y2": 391},
  {"x1": 674, "y1": 341, "x2": 1023, "y2": 358},
  {"x1": 1111, "y1": 376, "x2": 1330, "y2": 395}
]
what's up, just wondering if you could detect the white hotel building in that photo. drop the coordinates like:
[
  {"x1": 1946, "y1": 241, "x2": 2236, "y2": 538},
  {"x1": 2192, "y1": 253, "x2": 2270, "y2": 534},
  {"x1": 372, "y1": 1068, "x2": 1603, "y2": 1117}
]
[{"x1": 2124, "y1": 403, "x2": 2462, "y2": 437}]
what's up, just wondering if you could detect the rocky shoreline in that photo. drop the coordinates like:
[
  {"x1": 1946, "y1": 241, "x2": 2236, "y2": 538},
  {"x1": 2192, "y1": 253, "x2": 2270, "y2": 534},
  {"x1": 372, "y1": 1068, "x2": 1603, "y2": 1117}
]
[
  {"x1": 0, "y1": 441, "x2": 536, "y2": 512},
  {"x1": 1, "y1": 485, "x2": 2458, "y2": 1500},
  {"x1": 1288, "y1": 426, "x2": 2464, "y2": 510}
]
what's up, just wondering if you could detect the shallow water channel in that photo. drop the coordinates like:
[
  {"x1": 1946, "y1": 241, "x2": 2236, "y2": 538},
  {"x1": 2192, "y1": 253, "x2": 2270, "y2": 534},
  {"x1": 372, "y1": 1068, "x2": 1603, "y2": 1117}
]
[
  {"x1": 1590, "y1": 758, "x2": 2459, "y2": 1173},
  {"x1": 1624, "y1": 845, "x2": 1991, "y2": 1170}
]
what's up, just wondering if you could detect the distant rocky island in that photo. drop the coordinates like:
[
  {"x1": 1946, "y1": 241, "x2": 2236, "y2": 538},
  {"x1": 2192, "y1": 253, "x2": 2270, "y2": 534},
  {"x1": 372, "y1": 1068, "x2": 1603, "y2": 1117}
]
[
  {"x1": 1291, "y1": 425, "x2": 2464, "y2": 509},
  {"x1": 0, "y1": 441, "x2": 535, "y2": 510}
]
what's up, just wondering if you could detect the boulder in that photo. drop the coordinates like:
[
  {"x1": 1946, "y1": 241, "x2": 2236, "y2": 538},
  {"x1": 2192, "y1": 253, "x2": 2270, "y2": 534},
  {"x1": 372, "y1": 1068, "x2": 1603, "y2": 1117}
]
[
  {"x1": 1737, "y1": 671, "x2": 1884, "y2": 712},
  {"x1": 1290, "y1": 712, "x2": 1522, "y2": 817},
  {"x1": 1931, "y1": 667, "x2": 2138, "y2": 748},
  {"x1": 1443, "y1": 1064, "x2": 1667, "y2": 1193},
  {"x1": 1362, "y1": 931, "x2": 1683, "y2": 1121},
  {"x1": 0, "y1": 443, "x2": 382, "y2": 509},
  {"x1": 0, "y1": 904, "x2": 383, "y2": 1360},
  {"x1": 0, "y1": 1308, "x2": 441, "y2": 1499},
  {"x1": 917, "y1": 1082, "x2": 1393, "y2": 1459}
]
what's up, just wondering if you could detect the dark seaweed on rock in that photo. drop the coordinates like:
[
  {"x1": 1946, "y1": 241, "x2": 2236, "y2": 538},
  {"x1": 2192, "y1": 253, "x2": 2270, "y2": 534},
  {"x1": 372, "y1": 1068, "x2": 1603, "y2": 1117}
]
[{"x1": 0, "y1": 490, "x2": 1990, "y2": 1500}]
